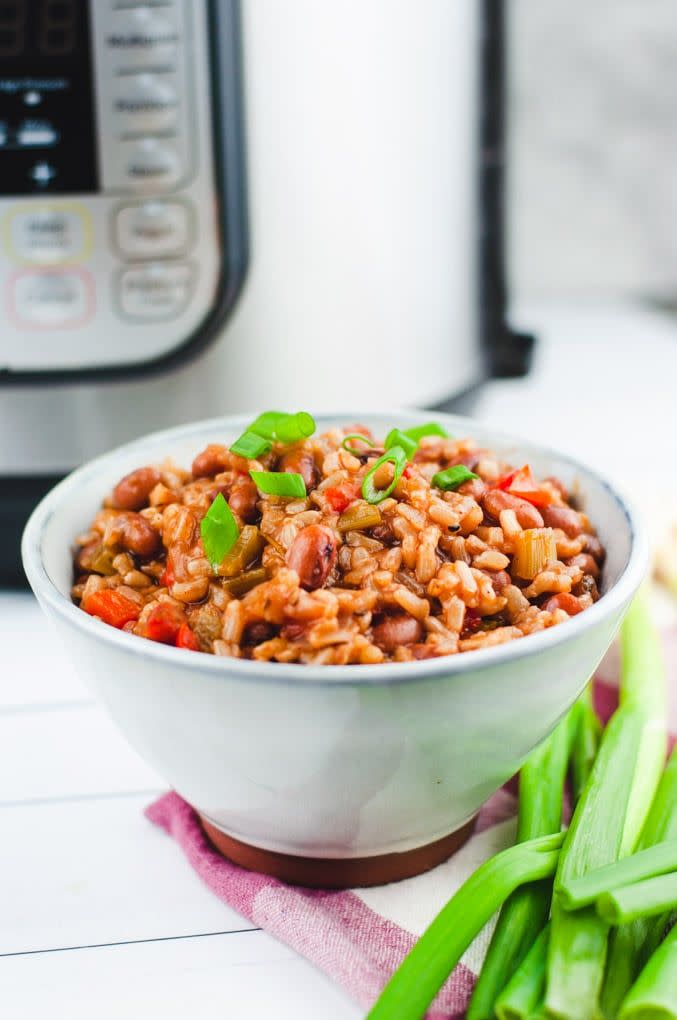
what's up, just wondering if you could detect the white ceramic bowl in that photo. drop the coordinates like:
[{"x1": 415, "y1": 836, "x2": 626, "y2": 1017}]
[{"x1": 22, "y1": 412, "x2": 647, "y2": 869}]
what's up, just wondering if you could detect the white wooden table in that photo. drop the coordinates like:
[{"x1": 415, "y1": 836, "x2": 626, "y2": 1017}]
[{"x1": 2, "y1": 303, "x2": 675, "y2": 1019}]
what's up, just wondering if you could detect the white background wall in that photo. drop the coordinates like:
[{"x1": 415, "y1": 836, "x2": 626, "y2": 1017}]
[{"x1": 508, "y1": 1, "x2": 677, "y2": 303}]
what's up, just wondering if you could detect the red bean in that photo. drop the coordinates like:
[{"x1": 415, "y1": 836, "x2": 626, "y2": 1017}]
[
  {"x1": 120, "y1": 513, "x2": 161, "y2": 559},
  {"x1": 243, "y1": 621, "x2": 276, "y2": 645},
  {"x1": 278, "y1": 448, "x2": 319, "y2": 490},
  {"x1": 112, "y1": 467, "x2": 161, "y2": 511},
  {"x1": 191, "y1": 444, "x2": 230, "y2": 479},
  {"x1": 575, "y1": 574, "x2": 600, "y2": 600},
  {"x1": 542, "y1": 505, "x2": 584, "y2": 537},
  {"x1": 372, "y1": 614, "x2": 424, "y2": 652},
  {"x1": 228, "y1": 476, "x2": 259, "y2": 522},
  {"x1": 285, "y1": 524, "x2": 337, "y2": 590},
  {"x1": 582, "y1": 534, "x2": 605, "y2": 563},
  {"x1": 482, "y1": 490, "x2": 544, "y2": 529},
  {"x1": 543, "y1": 593, "x2": 584, "y2": 616},
  {"x1": 566, "y1": 553, "x2": 600, "y2": 579}
]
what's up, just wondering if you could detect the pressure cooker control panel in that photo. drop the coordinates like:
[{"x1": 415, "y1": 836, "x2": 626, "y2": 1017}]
[{"x1": 0, "y1": 0, "x2": 231, "y2": 377}]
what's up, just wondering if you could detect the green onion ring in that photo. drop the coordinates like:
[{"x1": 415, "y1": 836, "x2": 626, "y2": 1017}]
[
  {"x1": 432, "y1": 465, "x2": 478, "y2": 491},
  {"x1": 384, "y1": 428, "x2": 418, "y2": 460},
  {"x1": 342, "y1": 433, "x2": 375, "y2": 455},
  {"x1": 247, "y1": 410, "x2": 316, "y2": 445},
  {"x1": 404, "y1": 422, "x2": 450, "y2": 442},
  {"x1": 250, "y1": 470, "x2": 307, "y2": 498},
  {"x1": 361, "y1": 446, "x2": 408, "y2": 504},
  {"x1": 248, "y1": 410, "x2": 288, "y2": 440},
  {"x1": 274, "y1": 411, "x2": 316, "y2": 443},
  {"x1": 230, "y1": 430, "x2": 272, "y2": 459},
  {"x1": 200, "y1": 492, "x2": 240, "y2": 570}
]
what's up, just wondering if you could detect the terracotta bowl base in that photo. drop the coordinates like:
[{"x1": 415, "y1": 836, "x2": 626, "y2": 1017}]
[{"x1": 200, "y1": 814, "x2": 477, "y2": 889}]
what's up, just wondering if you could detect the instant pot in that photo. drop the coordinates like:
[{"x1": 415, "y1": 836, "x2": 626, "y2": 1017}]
[{"x1": 0, "y1": 0, "x2": 532, "y2": 582}]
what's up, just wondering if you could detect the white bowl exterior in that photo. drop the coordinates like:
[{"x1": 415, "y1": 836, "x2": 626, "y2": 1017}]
[{"x1": 23, "y1": 412, "x2": 647, "y2": 858}]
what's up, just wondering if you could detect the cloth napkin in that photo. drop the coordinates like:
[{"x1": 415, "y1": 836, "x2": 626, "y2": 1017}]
[{"x1": 146, "y1": 628, "x2": 677, "y2": 1019}]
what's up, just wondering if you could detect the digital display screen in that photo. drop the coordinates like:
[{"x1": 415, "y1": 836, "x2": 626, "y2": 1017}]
[{"x1": 0, "y1": 1, "x2": 99, "y2": 194}]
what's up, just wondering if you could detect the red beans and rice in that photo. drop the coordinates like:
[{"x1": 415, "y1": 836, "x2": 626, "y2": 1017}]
[{"x1": 72, "y1": 425, "x2": 605, "y2": 664}]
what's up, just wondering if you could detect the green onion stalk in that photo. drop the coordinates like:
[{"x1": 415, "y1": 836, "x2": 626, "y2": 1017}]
[
  {"x1": 571, "y1": 681, "x2": 602, "y2": 803},
  {"x1": 618, "y1": 921, "x2": 677, "y2": 1020},
  {"x1": 467, "y1": 707, "x2": 579, "y2": 1020},
  {"x1": 597, "y1": 872, "x2": 677, "y2": 926},
  {"x1": 601, "y1": 747, "x2": 677, "y2": 1017},
  {"x1": 544, "y1": 594, "x2": 667, "y2": 1020},
  {"x1": 561, "y1": 840, "x2": 677, "y2": 910},
  {"x1": 494, "y1": 923, "x2": 551, "y2": 1020},
  {"x1": 365, "y1": 832, "x2": 565, "y2": 1020}
]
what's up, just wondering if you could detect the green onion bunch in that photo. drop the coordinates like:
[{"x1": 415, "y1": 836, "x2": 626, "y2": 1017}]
[{"x1": 367, "y1": 593, "x2": 677, "y2": 1020}]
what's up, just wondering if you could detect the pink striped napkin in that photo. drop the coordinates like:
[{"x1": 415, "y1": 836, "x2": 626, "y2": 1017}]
[{"x1": 146, "y1": 630, "x2": 676, "y2": 1018}]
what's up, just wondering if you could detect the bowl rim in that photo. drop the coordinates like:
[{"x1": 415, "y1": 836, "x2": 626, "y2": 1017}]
[{"x1": 22, "y1": 409, "x2": 649, "y2": 689}]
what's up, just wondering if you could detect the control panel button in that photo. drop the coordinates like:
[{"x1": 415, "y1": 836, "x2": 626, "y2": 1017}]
[
  {"x1": 105, "y1": 9, "x2": 179, "y2": 69},
  {"x1": 116, "y1": 201, "x2": 190, "y2": 258},
  {"x1": 118, "y1": 262, "x2": 193, "y2": 320},
  {"x1": 6, "y1": 204, "x2": 90, "y2": 263},
  {"x1": 10, "y1": 268, "x2": 94, "y2": 327},
  {"x1": 112, "y1": 73, "x2": 179, "y2": 133},
  {"x1": 121, "y1": 138, "x2": 182, "y2": 191}
]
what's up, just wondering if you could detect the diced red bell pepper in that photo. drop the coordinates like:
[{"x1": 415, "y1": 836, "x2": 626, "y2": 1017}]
[
  {"x1": 324, "y1": 482, "x2": 359, "y2": 513},
  {"x1": 82, "y1": 589, "x2": 140, "y2": 629},
  {"x1": 175, "y1": 622, "x2": 200, "y2": 651},
  {"x1": 145, "y1": 602, "x2": 184, "y2": 644},
  {"x1": 159, "y1": 558, "x2": 175, "y2": 588},
  {"x1": 495, "y1": 464, "x2": 553, "y2": 508}
]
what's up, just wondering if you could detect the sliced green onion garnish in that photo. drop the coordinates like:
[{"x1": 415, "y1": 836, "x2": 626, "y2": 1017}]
[
  {"x1": 403, "y1": 422, "x2": 449, "y2": 442},
  {"x1": 274, "y1": 412, "x2": 316, "y2": 443},
  {"x1": 200, "y1": 493, "x2": 240, "y2": 570},
  {"x1": 432, "y1": 465, "x2": 478, "y2": 491},
  {"x1": 230, "y1": 430, "x2": 272, "y2": 459},
  {"x1": 361, "y1": 446, "x2": 408, "y2": 505},
  {"x1": 385, "y1": 428, "x2": 418, "y2": 460},
  {"x1": 250, "y1": 470, "x2": 307, "y2": 498},
  {"x1": 247, "y1": 410, "x2": 316, "y2": 444},
  {"x1": 248, "y1": 410, "x2": 288, "y2": 440},
  {"x1": 342, "y1": 433, "x2": 375, "y2": 455}
]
